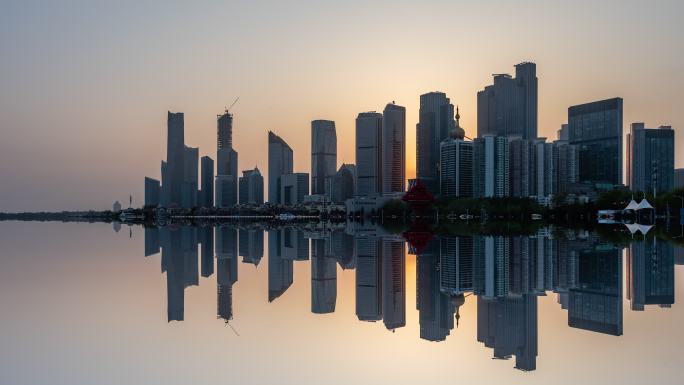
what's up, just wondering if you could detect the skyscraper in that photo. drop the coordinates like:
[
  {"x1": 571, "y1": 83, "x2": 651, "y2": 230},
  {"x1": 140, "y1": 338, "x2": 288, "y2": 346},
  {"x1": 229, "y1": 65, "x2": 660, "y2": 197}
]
[
  {"x1": 627, "y1": 123, "x2": 675, "y2": 195},
  {"x1": 166, "y1": 112, "x2": 185, "y2": 207},
  {"x1": 477, "y1": 62, "x2": 538, "y2": 140},
  {"x1": 568, "y1": 98, "x2": 623, "y2": 187},
  {"x1": 356, "y1": 112, "x2": 383, "y2": 197},
  {"x1": 238, "y1": 167, "x2": 264, "y2": 205},
  {"x1": 268, "y1": 131, "x2": 294, "y2": 204},
  {"x1": 676, "y1": 168, "x2": 684, "y2": 189},
  {"x1": 473, "y1": 135, "x2": 510, "y2": 198},
  {"x1": 311, "y1": 120, "x2": 337, "y2": 196},
  {"x1": 215, "y1": 148, "x2": 238, "y2": 208},
  {"x1": 417, "y1": 92, "x2": 455, "y2": 194},
  {"x1": 439, "y1": 108, "x2": 473, "y2": 197},
  {"x1": 331, "y1": 164, "x2": 356, "y2": 204},
  {"x1": 144, "y1": 177, "x2": 160, "y2": 208},
  {"x1": 182, "y1": 146, "x2": 199, "y2": 208},
  {"x1": 216, "y1": 110, "x2": 239, "y2": 208},
  {"x1": 200, "y1": 156, "x2": 214, "y2": 208},
  {"x1": 217, "y1": 110, "x2": 233, "y2": 150},
  {"x1": 279, "y1": 173, "x2": 309, "y2": 205},
  {"x1": 382, "y1": 103, "x2": 406, "y2": 193}
]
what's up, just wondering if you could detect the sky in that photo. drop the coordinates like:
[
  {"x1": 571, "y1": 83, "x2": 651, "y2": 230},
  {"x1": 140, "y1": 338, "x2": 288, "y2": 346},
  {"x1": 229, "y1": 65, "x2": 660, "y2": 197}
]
[{"x1": 1, "y1": 0, "x2": 683, "y2": 211}]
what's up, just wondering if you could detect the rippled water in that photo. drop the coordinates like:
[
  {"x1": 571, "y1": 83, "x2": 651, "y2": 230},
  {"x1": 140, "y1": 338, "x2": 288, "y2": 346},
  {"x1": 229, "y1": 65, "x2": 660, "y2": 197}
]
[{"x1": 1, "y1": 221, "x2": 683, "y2": 385}]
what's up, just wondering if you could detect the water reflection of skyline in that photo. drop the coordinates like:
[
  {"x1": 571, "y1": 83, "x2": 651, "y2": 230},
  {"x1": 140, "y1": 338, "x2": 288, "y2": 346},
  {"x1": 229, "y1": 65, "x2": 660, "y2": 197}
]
[{"x1": 144, "y1": 224, "x2": 682, "y2": 371}]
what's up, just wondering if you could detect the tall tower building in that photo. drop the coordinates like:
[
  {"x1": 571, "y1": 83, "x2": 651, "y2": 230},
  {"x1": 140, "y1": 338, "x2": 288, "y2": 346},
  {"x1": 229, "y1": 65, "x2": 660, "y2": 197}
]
[
  {"x1": 568, "y1": 98, "x2": 623, "y2": 187},
  {"x1": 182, "y1": 146, "x2": 199, "y2": 208},
  {"x1": 215, "y1": 110, "x2": 239, "y2": 208},
  {"x1": 477, "y1": 62, "x2": 538, "y2": 140},
  {"x1": 356, "y1": 112, "x2": 383, "y2": 197},
  {"x1": 215, "y1": 148, "x2": 238, "y2": 208},
  {"x1": 311, "y1": 120, "x2": 337, "y2": 196},
  {"x1": 268, "y1": 131, "x2": 294, "y2": 203},
  {"x1": 473, "y1": 135, "x2": 510, "y2": 198},
  {"x1": 382, "y1": 103, "x2": 406, "y2": 193},
  {"x1": 417, "y1": 92, "x2": 455, "y2": 194},
  {"x1": 166, "y1": 112, "x2": 185, "y2": 207},
  {"x1": 200, "y1": 156, "x2": 214, "y2": 208},
  {"x1": 440, "y1": 107, "x2": 473, "y2": 197},
  {"x1": 238, "y1": 167, "x2": 264, "y2": 205},
  {"x1": 217, "y1": 111, "x2": 233, "y2": 150},
  {"x1": 627, "y1": 123, "x2": 675, "y2": 195}
]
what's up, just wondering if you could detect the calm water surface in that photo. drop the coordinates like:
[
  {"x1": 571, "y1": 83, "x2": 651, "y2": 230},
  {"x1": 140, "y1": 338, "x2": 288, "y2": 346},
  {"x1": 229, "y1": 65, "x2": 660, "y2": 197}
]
[{"x1": 1, "y1": 221, "x2": 683, "y2": 385}]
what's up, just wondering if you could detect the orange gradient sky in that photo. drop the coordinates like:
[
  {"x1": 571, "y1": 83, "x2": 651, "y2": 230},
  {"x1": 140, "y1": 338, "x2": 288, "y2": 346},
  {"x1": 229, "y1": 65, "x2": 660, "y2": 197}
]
[{"x1": 1, "y1": 0, "x2": 682, "y2": 211}]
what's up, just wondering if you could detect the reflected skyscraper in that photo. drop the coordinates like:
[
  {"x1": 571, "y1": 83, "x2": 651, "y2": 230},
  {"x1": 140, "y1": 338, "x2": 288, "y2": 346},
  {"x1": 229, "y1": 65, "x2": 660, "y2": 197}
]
[
  {"x1": 627, "y1": 236, "x2": 674, "y2": 310},
  {"x1": 215, "y1": 226, "x2": 238, "y2": 321},
  {"x1": 356, "y1": 236, "x2": 382, "y2": 321},
  {"x1": 382, "y1": 239, "x2": 405, "y2": 330},
  {"x1": 268, "y1": 230, "x2": 294, "y2": 301},
  {"x1": 239, "y1": 228, "x2": 264, "y2": 266},
  {"x1": 477, "y1": 295, "x2": 538, "y2": 371},
  {"x1": 199, "y1": 225, "x2": 214, "y2": 277},
  {"x1": 144, "y1": 226, "x2": 160, "y2": 257},
  {"x1": 567, "y1": 241, "x2": 623, "y2": 335},
  {"x1": 311, "y1": 238, "x2": 337, "y2": 314},
  {"x1": 417, "y1": 240, "x2": 456, "y2": 341}
]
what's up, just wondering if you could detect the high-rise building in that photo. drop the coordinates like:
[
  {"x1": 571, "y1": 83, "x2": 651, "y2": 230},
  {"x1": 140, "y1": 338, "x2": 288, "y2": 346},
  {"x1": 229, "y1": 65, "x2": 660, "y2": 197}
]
[
  {"x1": 200, "y1": 156, "x2": 214, "y2": 208},
  {"x1": 440, "y1": 108, "x2": 473, "y2": 197},
  {"x1": 144, "y1": 177, "x2": 160, "y2": 208},
  {"x1": 216, "y1": 147, "x2": 238, "y2": 208},
  {"x1": 568, "y1": 98, "x2": 623, "y2": 187},
  {"x1": 166, "y1": 112, "x2": 185, "y2": 207},
  {"x1": 553, "y1": 140, "x2": 579, "y2": 194},
  {"x1": 311, "y1": 120, "x2": 337, "y2": 196},
  {"x1": 268, "y1": 131, "x2": 293, "y2": 204},
  {"x1": 627, "y1": 123, "x2": 675, "y2": 195},
  {"x1": 440, "y1": 236, "x2": 475, "y2": 295},
  {"x1": 356, "y1": 112, "x2": 383, "y2": 197},
  {"x1": 473, "y1": 135, "x2": 510, "y2": 198},
  {"x1": 331, "y1": 164, "x2": 356, "y2": 204},
  {"x1": 477, "y1": 62, "x2": 538, "y2": 140},
  {"x1": 417, "y1": 92, "x2": 455, "y2": 194},
  {"x1": 217, "y1": 110, "x2": 233, "y2": 150},
  {"x1": 558, "y1": 124, "x2": 569, "y2": 141},
  {"x1": 238, "y1": 167, "x2": 264, "y2": 205},
  {"x1": 382, "y1": 103, "x2": 406, "y2": 193},
  {"x1": 675, "y1": 169, "x2": 684, "y2": 190},
  {"x1": 182, "y1": 146, "x2": 199, "y2": 208},
  {"x1": 280, "y1": 173, "x2": 309, "y2": 205}
]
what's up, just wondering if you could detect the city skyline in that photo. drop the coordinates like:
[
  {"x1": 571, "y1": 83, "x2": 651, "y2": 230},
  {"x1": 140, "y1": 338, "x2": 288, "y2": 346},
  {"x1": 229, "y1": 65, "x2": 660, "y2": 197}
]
[{"x1": 1, "y1": 1, "x2": 683, "y2": 211}]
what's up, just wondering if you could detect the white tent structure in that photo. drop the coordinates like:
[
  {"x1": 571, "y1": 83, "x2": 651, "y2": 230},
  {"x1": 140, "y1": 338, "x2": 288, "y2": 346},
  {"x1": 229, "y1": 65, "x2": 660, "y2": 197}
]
[
  {"x1": 624, "y1": 199, "x2": 639, "y2": 211},
  {"x1": 625, "y1": 223, "x2": 653, "y2": 235},
  {"x1": 636, "y1": 199, "x2": 654, "y2": 210}
]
